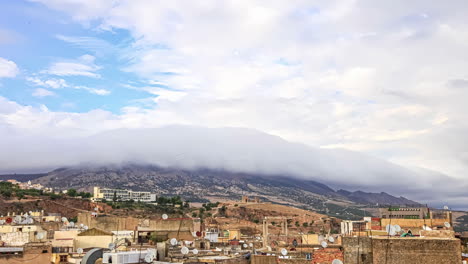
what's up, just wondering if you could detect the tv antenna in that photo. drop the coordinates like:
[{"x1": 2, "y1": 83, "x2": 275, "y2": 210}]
[
  {"x1": 181, "y1": 246, "x2": 189, "y2": 255},
  {"x1": 280, "y1": 248, "x2": 288, "y2": 256},
  {"x1": 36, "y1": 233, "x2": 45, "y2": 240}
]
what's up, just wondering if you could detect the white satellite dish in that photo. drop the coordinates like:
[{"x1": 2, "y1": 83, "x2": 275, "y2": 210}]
[
  {"x1": 77, "y1": 248, "x2": 83, "y2": 254},
  {"x1": 280, "y1": 248, "x2": 288, "y2": 256},
  {"x1": 443, "y1": 205, "x2": 449, "y2": 210},
  {"x1": 0, "y1": 220, "x2": 5, "y2": 225},
  {"x1": 243, "y1": 243, "x2": 248, "y2": 248},
  {"x1": 321, "y1": 241, "x2": 328, "y2": 248},
  {"x1": 108, "y1": 243, "x2": 116, "y2": 250},
  {"x1": 332, "y1": 260, "x2": 344, "y2": 264},
  {"x1": 61, "y1": 217, "x2": 68, "y2": 222},
  {"x1": 162, "y1": 214, "x2": 168, "y2": 220},
  {"x1": 181, "y1": 246, "x2": 189, "y2": 255},
  {"x1": 83, "y1": 225, "x2": 89, "y2": 230},
  {"x1": 193, "y1": 248, "x2": 199, "y2": 255},
  {"x1": 328, "y1": 236, "x2": 335, "y2": 243},
  {"x1": 80, "y1": 223, "x2": 84, "y2": 228},
  {"x1": 170, "y1": 238, "x2": 178, "y2": 246},
  {"x1": 249, "y1": 243, "x2": 253, "y2": 247},
  {"x1": 386, "y1": 224, "x2": 396, "y2": 235},
  {"x1": 444, "y1": 222, "x2": 451, "y2": 228},
  {"x1": 423, "y1": 225, "x2": 432, "y2": 231},
  {"x1": 144, "y1": 254, "x2": 154, "y2": 263},
  {"x1": 36, "y1": 233, "x2": 45, "y2": 240},
  {"x1": 14, "y1": 216, "x2": 21, "y2": 223},
  {"x1": 69, "y1": 221, "x2": 75, "y2": 227},
  {"x1": 29, "y1": 211, "x2": 33, "y2": 214},
  {"x1": 394, "y1": 225, "x2": 401, "y2": 232}
]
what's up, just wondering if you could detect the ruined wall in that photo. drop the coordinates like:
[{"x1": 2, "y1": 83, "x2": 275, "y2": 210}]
[
  {"x1": 372, "y1": 238, "x2": 461, "y2": 264},
  {"x1": 343, "y1": 237, "x2": 374, "y2": 264}
]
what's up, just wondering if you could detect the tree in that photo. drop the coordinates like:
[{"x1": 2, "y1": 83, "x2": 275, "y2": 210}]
[
  {"x1": 112, "y1": 191, "x2": 117, "y2": 202},
  {"x1": 67, "y1": 189, "x2": 77, "y2": 197},
  {"x1": 302, "y1": 222, "x2": 309, "y2": 227},
  {"x1": 295, "y1": 221, "x2": 300, "y2": 227}
]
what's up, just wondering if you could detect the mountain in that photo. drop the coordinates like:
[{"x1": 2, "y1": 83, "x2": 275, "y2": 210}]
[{"x1": 30, "y1": 164, "x2": 419, "y2": 220}]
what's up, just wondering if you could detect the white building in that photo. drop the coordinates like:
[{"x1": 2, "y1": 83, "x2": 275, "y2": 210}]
[{"x1": 93, "y1": 187, "x2": 156, "y2": 203}]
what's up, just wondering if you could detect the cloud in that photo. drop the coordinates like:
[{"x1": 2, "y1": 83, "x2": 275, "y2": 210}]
[
  {"x1": 42, "y1": 54, "x2": 101, "y2": 78},
  {"x1": 32, "y1": 88, "x2": 55, "y2": 97},
  {"x1": 74, "y1": 86, "x2": 111, "y2": 95},
  {"x1": 56, "y1": 34, "x2": 116, "y2": 55},
  {"x1": 10, "y1": 0, "x2": 468, "y2": 208},
  {"x1": 0, "y1": 57, "x2": 19, "y2": 78},
  {"x1": 27, "y1": 77, "x2": 68, "y2": 89}
]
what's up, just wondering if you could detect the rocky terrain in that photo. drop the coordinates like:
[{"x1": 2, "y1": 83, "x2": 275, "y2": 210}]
[{"x1": 15, "y1": 164, "x2": 419, "y2": 220}]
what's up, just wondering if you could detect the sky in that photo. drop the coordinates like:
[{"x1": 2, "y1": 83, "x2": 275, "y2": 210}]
[{"x1": 1, "y1": 1, "x2": 468, "y2": 208}]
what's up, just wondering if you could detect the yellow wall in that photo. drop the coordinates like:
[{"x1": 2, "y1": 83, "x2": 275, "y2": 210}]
[
  {"x1": 228, "y1": 229, "x2": 241, "y2": 240},
  {"x1": 301, "y1": 234, "x2": 319, "y2": 245},
  {"x1": 75, "y1": 235, "x2": 113, "y2": 249},
  {"x1": 380, "y1": 218, "x2": 449, "y2": 228}
]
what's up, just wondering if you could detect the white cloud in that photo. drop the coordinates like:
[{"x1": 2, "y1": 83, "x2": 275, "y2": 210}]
[
  {"x1": 0, "y1": 57, "x2": 19, "y2": 78},
  {"x1": 27, "y1": 77, "x2": 68, "y2": 89},
  {"x1": 32, "y1": 88, "x2": 55, "y2": 97},
  {"x1": 10, "y1": 0, "x2": 468, "y2": 207},
  {"x1": 42, "y1": 54, "x2": 101, "y2": 78},
  {"x1": 74, "y1": 86, "x2": 111, "y2": 95}
]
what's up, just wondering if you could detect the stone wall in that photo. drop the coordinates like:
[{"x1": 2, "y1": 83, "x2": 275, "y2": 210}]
[
  {"x1": 344, "y1": 236, "x2": 462, "y2": 264},
  {"x1": 312, "y1": 248, "x2": 344, "y2": 264}
]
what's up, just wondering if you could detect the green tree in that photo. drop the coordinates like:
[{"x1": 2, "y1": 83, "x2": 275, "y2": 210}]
[
  {"x1": 302, "y1": 222, "x2": 309, "y2": 227},
  {"x1": 67, "y1": 189, "x2": 78, "y2": 197}
]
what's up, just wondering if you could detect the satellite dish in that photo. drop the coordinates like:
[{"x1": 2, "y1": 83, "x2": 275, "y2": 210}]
[
  {"x1": 80, "y1": 223, "x2": 84, "y2": 228},
  {"x1": 444, "y1": 222, "x2": 451, "y2": 228},
  {"x1": 14, "y1": 216, "x2": 21, "y2": 223},
  {"x1": 249, "y1": 243, "x2": 253, "y2": 247},
  {"x1": 196, "y1": 231, "x2": 202, "y2": 237},
  {"x1": 243, "y1": 243, "x2": 248, "y2": 248},
  {"x1": 193, "y1": 248, "x2": 199, "y2": 255},
  {"x1": 423, "y1": 225, "x2": 432, "y2": 231},
  {"x1": 36, "y1": 233, "x2": 45, "y2": 240},
  {"x1": 144, "y1": 254, "x2": 154, "y2": 263},
  {"x1": 77, "y1": 248, "x2": 83, "y2": 254},
  {"x1": 69, "y1": 221, "x2": 75, "y2": 227},
  {"x1": 83, "y1": 225, "x2": 89, "y2": 230},
  {"x1": 332, "y1": 260, "x2": 344, "y2": 264},
  {"x1": 386, "y1": 224, "x2": 396, "y2": 235},
  {"x1": 280, "y1": 248, "x2": 288, "y2": 256},
  {"x1": 181, "y1": 246, "x2": 189, "y2": 255},
  {"x1": 0, "y1": 220, "x2": 5, "y2": 225},
  {"x1": 108, "y1": 243, "x2": 116, "y2": 250},
  {"x1": 321, "y1": 241, "x2": 328, "y2": 248},
  {"x1": 328, "y1": 236, "x2": 335, "y2": 243},
  {"x1": 6, "y1": 218, "x2": 12, "y2": 224},
  {"x1": 394, "y1": 225, "x2": 401, "y2": 232},
  {"x1": 61, "y1": 217, "x2": 68, "y2": 222},
  {"x1": 318, "y1": 235, "x2": 324, "y2": 242},
  {"x1": 162, "y1": 214, "x2": 168, "y2": 220},
  {"x1": 170, "y1": 238, "x2": 178, "y2": 246},
  {"x1": 443, "y1": 205, "x2": 449, "y2": 210}
]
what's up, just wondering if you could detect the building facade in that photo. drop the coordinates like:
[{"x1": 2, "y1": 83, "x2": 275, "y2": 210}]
[{"x1": 92, "y1": 187, "x2": 156, "y2": 202}]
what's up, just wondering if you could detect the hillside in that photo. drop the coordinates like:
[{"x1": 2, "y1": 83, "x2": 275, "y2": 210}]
[{"x1": 28, "y1": 164, "x2": 419, "y2": 220}]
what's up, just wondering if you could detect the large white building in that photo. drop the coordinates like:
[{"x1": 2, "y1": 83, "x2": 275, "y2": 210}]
[{"x1": 93, "y1": 187, "x2": 156, "y2": 203}]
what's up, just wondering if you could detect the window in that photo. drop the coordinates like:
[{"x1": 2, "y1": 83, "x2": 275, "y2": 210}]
[{"x1": 59, "y1": 255, "x2": 67, "y2": 262}]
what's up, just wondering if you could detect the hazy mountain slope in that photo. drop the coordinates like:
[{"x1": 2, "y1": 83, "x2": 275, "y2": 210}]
[{"x1": 32, "y1": 165, "x2": 419, "y2": 218}]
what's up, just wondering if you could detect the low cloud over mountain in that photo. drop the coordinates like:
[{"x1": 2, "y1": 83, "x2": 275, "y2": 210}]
[{"x1": 1, "y1": 125, "x2": 466, "y2": 209}]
